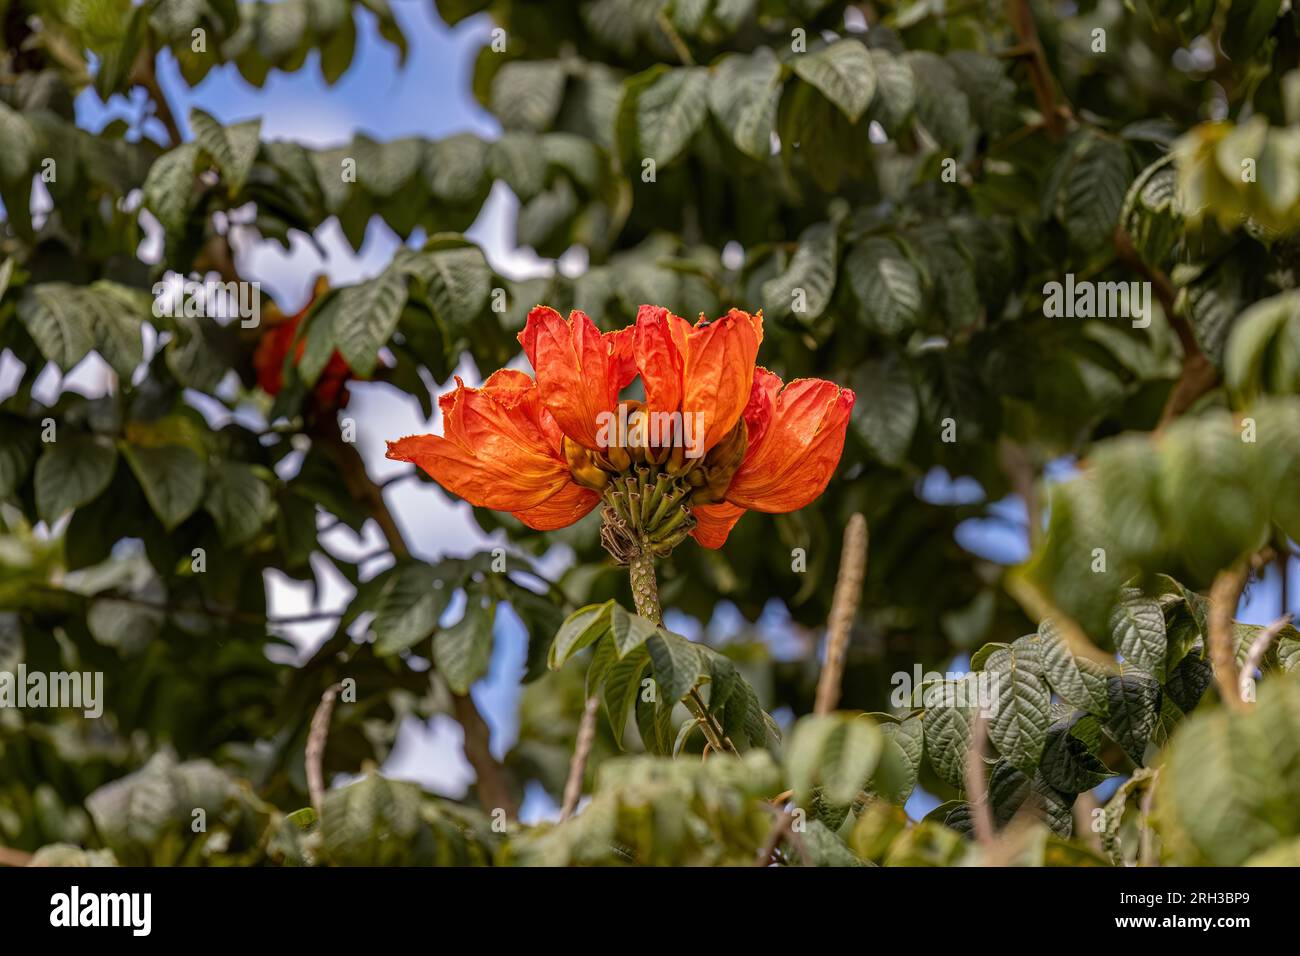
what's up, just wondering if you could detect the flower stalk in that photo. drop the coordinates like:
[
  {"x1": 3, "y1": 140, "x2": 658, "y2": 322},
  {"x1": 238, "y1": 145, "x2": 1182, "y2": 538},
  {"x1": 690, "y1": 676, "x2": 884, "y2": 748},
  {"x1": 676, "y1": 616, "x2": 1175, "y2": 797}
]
[{"x1": 626, "y1": 545, "x2": 736, "y2": 756}]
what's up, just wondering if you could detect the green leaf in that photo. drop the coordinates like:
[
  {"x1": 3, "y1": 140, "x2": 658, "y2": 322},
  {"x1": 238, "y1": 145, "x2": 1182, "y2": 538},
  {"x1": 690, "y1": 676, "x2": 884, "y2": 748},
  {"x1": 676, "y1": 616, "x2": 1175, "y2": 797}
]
[
  {"x1": 35, "y1": 435, "x2": 119, "y2": 523},
  {"x1": 846, "y1": 237, "x2": 923, "y2": 335},
  {"x1": 0, "y1": 102, "x2": 38, "y2": 184},
  {"x1": 625, "y1": 65, "x2": 709, "y2": 167},
  {"x1": 372, "y1": 562, "x2": 457, "y2": 656},
  {"x1": 984, "y1": 638, "x2": 1052, "y2": 774},
  {"x1": 1110, "y1": 588, "x2": 1167, "y2": 681},
  {"x1": 708, "y1": 49, "x2": 783, "y2": 160},
  {"x1": 0, "y1": 418, "x2": 38, "y2": 499},
  {"x1": 872, "y1": 714, "x2": 923, "y2": 804},
  {"x1": 1101, "y1": 674, "x2": 1162, "y2": 766},
  {"x1": 190, "y1": 108, "x2": 262, "y2": 194},
  {"x1": 1039, "y1": 712, "x2": 1115, "y2": 794},
  {"x1": 120, "y1": 443, "x2": 205, "y2": 531},
  {"x1": 644, "y1": 629, "x2": 704, "y2": 704},
  {"x1": 608, "y1": 604, "x2": 658, "y2": 658},
  {"x1": 761, "y1": 221, "x2": 838, "y2": 322},
  {"x1": 850, "y1": 354, "x2": 917, "y2": 466},
  {"x1": 601, "y1": 645, "x2": 650, "y2": 748},
  {"x1": 84, "y1": 281, "x2": 148, "y2": 379},
  {"x1": 434, "y1": 596, "x2": 495, "y2": 693},
  {"x1": 333, "y1": 267, "x2": 409, "y2": 376},
  {"x1": 1222, "y1": 0, "x2": 1281, "y2": 62},
  {"x1": 142, "y1": 142, "x2": 201, "y2": 233},
  {"x1": 17, "y1": 284, "x2": 96, "y2": 371},
  {"x1": 549, "y1": 602, "x2": 613, "y2": 669},
  {"x1": 905, "y1": 51, "x2": 970, "y2": 151},
  {"x1": 204, "y1": 462, "x2": 272, "y2": 546},
  {"x1": 1035, "y1": 619, "x2": 1110, "y2": 716},
  {"x1": 921, "y1": 680, "x2": 977, "y2": 791},
  {"x1": 1061, "y1": 134, "x2": 1133, "y2": 254},
  {"x1": 397, "y1": 241, "x2": 491, "y2": 329},
  {"x1": 792, "y1": 39, "x2": 876, "y2": 123},
  {"x1": 491, "y1": 60, "x2": 566, "y2": 133}
]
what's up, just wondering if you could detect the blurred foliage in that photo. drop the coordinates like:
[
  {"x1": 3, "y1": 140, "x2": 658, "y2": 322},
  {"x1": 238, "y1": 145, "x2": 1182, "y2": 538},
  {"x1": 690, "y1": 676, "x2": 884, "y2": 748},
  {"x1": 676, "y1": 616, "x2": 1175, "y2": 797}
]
[{"x1": 1, "y1": 0, "x2": 1300, "y2": 865}]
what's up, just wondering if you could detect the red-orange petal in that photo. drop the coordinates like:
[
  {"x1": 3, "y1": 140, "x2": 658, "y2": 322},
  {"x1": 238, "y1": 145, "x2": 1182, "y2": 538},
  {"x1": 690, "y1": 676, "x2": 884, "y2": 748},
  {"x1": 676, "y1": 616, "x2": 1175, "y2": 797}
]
[
  {"x1": 518, "y1": 306, "x2": 627, "y2": 449},
  {"x1": 724, "y1": 371, "x2": 855, "y2": 513},
  {"x1": 633, "y1": 304, "x2": 687, "y2": 419},
  {"x1": 386, "y1": 372, "x2": 577, "y2": 514},
  {"x1": 512, "y1": 482, "x2": 601, "y2": 530},
  {"x1": 690, "y1": 502, "x2": 746, "y2": 549},
  {"x1": 674, "y1": 309, "x2": 764, "y2": 455},
  {"x1": 254, "y1": 317, "x2": 299, "y2": 396}
]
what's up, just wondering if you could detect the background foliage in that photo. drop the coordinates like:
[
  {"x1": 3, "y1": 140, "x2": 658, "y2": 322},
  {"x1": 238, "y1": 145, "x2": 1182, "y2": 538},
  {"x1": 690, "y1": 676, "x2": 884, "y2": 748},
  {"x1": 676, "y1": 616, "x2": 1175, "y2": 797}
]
[{"x1": 2, "y1": 0, "x2": 1300, "y2": 866}]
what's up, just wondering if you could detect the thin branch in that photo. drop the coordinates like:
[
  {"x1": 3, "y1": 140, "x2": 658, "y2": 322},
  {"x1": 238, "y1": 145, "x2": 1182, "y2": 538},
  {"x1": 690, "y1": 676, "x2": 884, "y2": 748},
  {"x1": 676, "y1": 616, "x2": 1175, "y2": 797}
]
[
  {"x1": 1238, "y1": 613, "x2": 1293, "y2": 703},
  {"x1": 997, "y1": 439, "x2": 1041, "y2": 550},
  {"x1": 306, "y1": 682, "x2": 343, "y2": 814},
  {"x1": 1005, "y1": 0, "x2": 1068, "y2": 139},
  {"x1": 1137, "y1": 771, "x2": 1159, "y2": 867},
  {"x1": 1115, "y1": 227, "x2": 1220, "y2": 431},
  {"x1": 134, "y1": 50, "x2": 183, "y2": 147},
  {"x1": 319, "y1": 423, "x2": 519, "y2": 819},
  {"x1": 655, "y1": 10, "x2": 696, "y2": 66},
  {"x1": 756, "y1": 807, "x2": 794, "y2": 866},
  {"x1": 814, "y1": 513, "x2": 869, "y2": 715},
  {"x1": 1209, "y1": 564, "x2": 1250, "y2": 714},
  {"x1": 34, "y1": 587, "x2": 343, "y2": 627},
  {"x1": 560, "y1": 694, "x2": 601, "y2": 820},
  {"x1": 965, "y1": 712, "x2": 996, "y2": 848}
]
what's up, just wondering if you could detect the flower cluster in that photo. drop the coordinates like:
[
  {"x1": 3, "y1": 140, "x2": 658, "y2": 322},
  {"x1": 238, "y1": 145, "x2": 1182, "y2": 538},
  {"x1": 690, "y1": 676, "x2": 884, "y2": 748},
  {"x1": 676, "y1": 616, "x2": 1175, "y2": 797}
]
[
  {"x1": 254, "y1": 277, "x2": 352, "y2": 415},
  {"x1": 387, "y1": 305, "x2": 854, "y2": 554}
]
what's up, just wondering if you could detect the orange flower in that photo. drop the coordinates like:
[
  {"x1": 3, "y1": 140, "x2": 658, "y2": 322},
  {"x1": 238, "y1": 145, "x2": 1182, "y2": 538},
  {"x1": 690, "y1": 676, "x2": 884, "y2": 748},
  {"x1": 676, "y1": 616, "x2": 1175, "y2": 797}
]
[
  {"x1": 387, "y1": 305, "x2": 853, "y2": 551},
  {"x1": 387, "y1": 370, "x2": 601, "y2": 531},
  {"x1": 687, "y1": 367, "x2": 855, "y2": 547},
  {"x1": 254, "y1": 277, "x2": 352, "y2": 414}
]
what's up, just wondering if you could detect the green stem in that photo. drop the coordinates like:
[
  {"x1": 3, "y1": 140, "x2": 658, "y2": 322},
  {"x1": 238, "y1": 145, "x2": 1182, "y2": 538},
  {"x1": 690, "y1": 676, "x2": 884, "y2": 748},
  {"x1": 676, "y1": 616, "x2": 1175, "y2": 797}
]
[
  {"x1": 628, "y1": 547, "x2": 662, "y2": 625},
  {"x1": 627, "y1": 545, "x2": 736, "y2": 755}
]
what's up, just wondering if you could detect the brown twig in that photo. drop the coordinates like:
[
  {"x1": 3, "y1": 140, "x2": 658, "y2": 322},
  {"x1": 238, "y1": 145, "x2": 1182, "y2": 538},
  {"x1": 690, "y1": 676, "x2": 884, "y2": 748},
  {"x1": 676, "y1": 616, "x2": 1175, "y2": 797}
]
[
  {"x1": 998, "y1": 439, "x2": 1041, "y2": 549},
  {"x1": 320, "y1": 425, "x2": 518, "y2": 819},
  {"x1": 1114, "y1": 227, "x2": 1220, "y2": 431},
  {"x1": 1137, "y1": 771, "x2": 1158, "y2": 866},
  {"x1": 814, "y1": 513, "x2": 869, "y2": 715},
  {"x1": 965, "y1": 712, "x2": 996, "y2": 848},
  {"x1": 134, "y1": 50, "x2": 183, "y2": 146},
  {"x1": 560, "y1": 694, "x2": 601, "y2": 820},
  {"x1": 1006, "y1": 0, "x2": 1068, "y2": 139},
  {"x1": 1238, "y1": 613, "x2": 1294, "y2": 703},
  {"x1": 306, "y1": 682, "x2": 343, "y2": 813},
  {"x1": 1208, "y1": 564, "x2": 1250, "y2": 714}
]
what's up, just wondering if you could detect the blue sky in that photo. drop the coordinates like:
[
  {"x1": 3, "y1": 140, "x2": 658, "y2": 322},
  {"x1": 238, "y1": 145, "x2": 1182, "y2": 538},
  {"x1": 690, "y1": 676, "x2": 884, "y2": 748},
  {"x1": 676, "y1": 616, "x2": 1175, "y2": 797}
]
[{"x1": 49, "y1": 3, "x2": 1299, "y2": 822}]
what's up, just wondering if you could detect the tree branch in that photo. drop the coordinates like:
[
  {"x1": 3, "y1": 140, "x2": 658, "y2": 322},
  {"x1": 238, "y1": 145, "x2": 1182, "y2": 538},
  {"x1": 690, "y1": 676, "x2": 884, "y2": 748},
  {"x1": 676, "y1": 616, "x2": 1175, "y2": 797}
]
[
  {"x1": 318, "y1": 425, "x2": 518, "y2": 819},
  {"x1": 306, "y1": 682, "x2": 343, "y2": 813},
  {"x1": 965, "y1": 712, "x2": 996, "y2": 848},
  {"x1": 1208, "y1": 564, "x2": 1250, "y2": 714},
  {"x1": 1238, "y1": 613, "x2": 1293, "y2": 703},
  {"x1": 814, "y1": 513, "x2": 869, "y2": 715},
  {"x1": 560, "y1": 694, "x2": 600, "y2": 820},
  {"x1": 134, "y1": 50, "x2": 183, "y2": 147},
  {"x1": 1006, "y1": 0, "x2": 1068, "y2": 139},
  {"x1": 1114, "y1": 227, "x2": 1219, "y2": 431}
]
